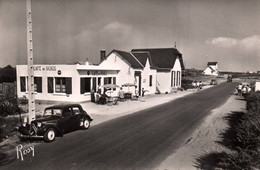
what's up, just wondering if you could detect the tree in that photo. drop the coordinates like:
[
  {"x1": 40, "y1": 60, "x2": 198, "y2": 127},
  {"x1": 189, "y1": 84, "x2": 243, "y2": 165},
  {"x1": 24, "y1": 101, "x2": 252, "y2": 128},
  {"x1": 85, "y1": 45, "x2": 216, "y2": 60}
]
[{"x1": 0, "y1": 65, "x2": 16, "y2": 83}]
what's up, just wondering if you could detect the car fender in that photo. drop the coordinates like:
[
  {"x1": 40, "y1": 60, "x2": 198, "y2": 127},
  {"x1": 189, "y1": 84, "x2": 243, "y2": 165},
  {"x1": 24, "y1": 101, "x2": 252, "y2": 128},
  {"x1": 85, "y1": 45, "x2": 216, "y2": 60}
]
[
  {"x1": 83, "y1": 114, "x2": 93, "y2": 121},
  {"x1": 43, "y1": 124, "x2": 64, "y2": 137}
]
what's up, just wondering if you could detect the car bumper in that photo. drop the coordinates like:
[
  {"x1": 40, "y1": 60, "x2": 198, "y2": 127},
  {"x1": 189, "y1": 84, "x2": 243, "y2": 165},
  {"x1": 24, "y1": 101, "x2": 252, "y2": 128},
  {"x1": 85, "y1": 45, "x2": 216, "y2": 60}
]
[
  {"x1": 19, "y1": 126, "x2": 45, "y2": 137},
  {"x1": 19, "y1": 134, "x2": 44, "y2": 139}
]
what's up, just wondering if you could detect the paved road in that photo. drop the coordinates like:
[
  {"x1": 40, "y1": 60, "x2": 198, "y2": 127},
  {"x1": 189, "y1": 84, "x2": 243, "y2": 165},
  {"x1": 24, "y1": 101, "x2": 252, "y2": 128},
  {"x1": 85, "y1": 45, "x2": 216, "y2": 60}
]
[{"x1": 2, "y1": 82, "x2": 237, "y2": 170}]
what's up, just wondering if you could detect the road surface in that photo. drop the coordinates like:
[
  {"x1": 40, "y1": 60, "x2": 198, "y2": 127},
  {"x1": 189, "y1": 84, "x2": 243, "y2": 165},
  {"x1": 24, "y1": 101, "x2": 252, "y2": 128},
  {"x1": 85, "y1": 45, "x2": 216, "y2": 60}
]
[{"x1": 2, "y1": 82, "x2": 237, "y2": 170}]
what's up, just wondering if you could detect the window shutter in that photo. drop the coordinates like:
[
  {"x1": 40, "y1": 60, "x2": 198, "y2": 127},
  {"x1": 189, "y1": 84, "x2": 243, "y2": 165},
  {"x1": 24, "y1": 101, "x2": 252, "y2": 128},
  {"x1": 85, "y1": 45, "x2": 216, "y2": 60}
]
[
  {"x1": 38, "y1": 77, "x2": 42, "y2": 92},
  {"x1": 20, "y1": 77, "x2": 26, "y2": 92},
  {"x1": 48, "y1": 77, "x2": 53, "y2": 93},
  {"x1": 65, "y1": 78, "x2": 72, "y2": 94},
  {"x1": 92, "y1": 77, "x2": 96, "y2": 92},
  {"x1": 80, "y1": 78, "x2": 85, "y2": 94}
]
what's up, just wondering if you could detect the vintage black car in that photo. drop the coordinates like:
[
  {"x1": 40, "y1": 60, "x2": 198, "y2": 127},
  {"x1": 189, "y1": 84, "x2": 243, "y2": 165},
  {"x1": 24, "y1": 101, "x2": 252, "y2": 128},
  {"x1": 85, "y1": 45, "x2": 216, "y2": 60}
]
[{"x1": 19, "y1": 104, "x2": 93, "y2": 142}]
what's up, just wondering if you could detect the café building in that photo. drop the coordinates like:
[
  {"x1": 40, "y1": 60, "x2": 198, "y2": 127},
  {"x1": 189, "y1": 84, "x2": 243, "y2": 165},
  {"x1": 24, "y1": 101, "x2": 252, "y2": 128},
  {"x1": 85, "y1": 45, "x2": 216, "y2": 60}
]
[{"x1": 16, "y1": 62, "x2": 120, "y2": 103}]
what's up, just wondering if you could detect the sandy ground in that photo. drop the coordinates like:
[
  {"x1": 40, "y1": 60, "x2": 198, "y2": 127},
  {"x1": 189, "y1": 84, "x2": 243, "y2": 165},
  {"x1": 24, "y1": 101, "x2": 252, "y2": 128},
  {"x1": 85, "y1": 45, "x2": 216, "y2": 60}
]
[{"x1": 156, "y1": 93, "x2": 246, "y2": 170}]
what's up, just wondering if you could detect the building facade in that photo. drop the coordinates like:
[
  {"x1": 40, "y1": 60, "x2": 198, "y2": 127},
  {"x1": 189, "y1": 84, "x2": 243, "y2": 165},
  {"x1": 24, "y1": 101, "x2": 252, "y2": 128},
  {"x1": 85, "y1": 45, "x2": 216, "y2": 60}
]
[
  {"x1": 16, "y1": 64, "x2": 119, "y2": 102},
  {"x1": 131, "y1": 48, "x2": 184, "y2": 93},
  {"x1": 16, "y1": 47, "x2": 185, "y2": 103},
  {"x1": 202, "y1": 62, "x2": 218, "y2": 76}
]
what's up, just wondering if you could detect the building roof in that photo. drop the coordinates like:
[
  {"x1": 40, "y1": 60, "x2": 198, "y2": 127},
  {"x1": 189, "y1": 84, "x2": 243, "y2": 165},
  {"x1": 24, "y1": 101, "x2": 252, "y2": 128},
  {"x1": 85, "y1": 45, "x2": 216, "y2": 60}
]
[
  {"x1": 209, "y1": 66, "x2": 216, "y2": 71},
  {"x1": 131, "y1": 48, "x2": 184, "y2": 70},
  {"x1": 131, "y1": 52, "x2": 157, "y2": 69},
  {"x1": 207, "y1": 62, "x2": 218, "y2": 66},
  {"x1": 113, "y1": 50, "x2": 144, "y2": 69}
]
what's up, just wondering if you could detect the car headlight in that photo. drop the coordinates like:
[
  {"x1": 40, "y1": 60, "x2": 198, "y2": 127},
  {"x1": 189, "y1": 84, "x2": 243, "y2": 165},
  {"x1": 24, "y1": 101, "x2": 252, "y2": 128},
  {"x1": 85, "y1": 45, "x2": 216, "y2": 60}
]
[{"x1": 37, "y1": 122, "x2": 42, "y2": 128}]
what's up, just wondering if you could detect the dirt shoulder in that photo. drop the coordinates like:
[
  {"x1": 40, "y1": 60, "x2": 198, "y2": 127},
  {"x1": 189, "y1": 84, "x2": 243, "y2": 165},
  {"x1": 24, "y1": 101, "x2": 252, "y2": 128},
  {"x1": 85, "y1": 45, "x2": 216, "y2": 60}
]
[{"x1": 156, "y1": 94, "x2": 246, "y2": 169}]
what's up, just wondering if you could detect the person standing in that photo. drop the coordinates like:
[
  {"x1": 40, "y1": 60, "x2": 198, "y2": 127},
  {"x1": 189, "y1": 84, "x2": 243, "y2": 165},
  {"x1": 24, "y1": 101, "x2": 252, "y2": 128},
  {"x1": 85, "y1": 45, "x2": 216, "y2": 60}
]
[{"x1": 237, "y1": 83, "x2": 242, "y2": 96}]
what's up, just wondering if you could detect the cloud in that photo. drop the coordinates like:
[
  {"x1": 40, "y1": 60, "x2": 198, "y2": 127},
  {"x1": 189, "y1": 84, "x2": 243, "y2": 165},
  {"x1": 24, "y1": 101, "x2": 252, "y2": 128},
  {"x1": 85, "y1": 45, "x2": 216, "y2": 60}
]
[
  {"x1": 102, "y1": 22, "x2": 132, "y2": 33},
  {"x1": 239, "y1": 35, "x2": 260, "y2": 51},
  {"x1": 207, "y1": 37, "x2": 237, "y2": 48},
  {"x1": 101, "y1": 22, "x2": 132, "y2": 43},
  {"x1": 207, "y1": 35, "x2": 260, "y2": 50}
]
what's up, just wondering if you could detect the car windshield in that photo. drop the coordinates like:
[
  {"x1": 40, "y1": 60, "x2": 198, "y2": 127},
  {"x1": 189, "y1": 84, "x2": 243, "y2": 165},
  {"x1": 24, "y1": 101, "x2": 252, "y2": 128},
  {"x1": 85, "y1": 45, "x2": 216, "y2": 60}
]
[{"x1": 44, "y1": 109, "x2": 62, "y2": 117}]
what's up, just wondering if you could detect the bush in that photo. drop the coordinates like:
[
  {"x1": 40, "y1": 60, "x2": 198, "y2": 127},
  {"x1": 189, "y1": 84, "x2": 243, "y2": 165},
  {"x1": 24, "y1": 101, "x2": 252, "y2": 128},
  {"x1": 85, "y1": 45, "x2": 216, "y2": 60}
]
[
  {"x1": 195, "y1": 91, "x2": 260, "y2": 169},
  {"x1": 0, "y1": 97, "x2": 22, "y2": 117},
  {"x1": 0, "y1": 116, "x2": 21, "y2": 142},
  {"x1": 245, "y1": 91, "x2": 260, "y2": 113},
  {"x1": 18, "y1": 96, "x2": 28, "y2": 105}
]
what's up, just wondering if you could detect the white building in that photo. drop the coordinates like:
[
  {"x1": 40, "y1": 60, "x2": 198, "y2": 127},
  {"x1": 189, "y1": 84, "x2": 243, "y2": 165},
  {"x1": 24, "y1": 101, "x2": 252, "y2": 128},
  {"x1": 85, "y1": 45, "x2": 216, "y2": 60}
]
[
  {"x1": 131, "y1": 48, "x2": 184, "y2": 93},
  {"x1": 202, "y1": 62, "x2": 218, "y2": 76},
  {"x1": 99, "y1": 50, "x2": 157, "y2": 96},
  {"x1": 16, "y1": 47, "x2": 185, "y2": 103},
  {"x1": 17, "y1": 63, "x2": 119, "y2": 103}
]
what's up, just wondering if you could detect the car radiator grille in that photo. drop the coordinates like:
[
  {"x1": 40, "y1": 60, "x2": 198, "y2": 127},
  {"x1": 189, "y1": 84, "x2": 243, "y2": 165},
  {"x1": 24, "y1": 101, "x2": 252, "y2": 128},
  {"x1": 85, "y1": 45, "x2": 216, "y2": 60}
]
[{"x1": 31, "y1": 123, "x2": 38, "y2": 134}]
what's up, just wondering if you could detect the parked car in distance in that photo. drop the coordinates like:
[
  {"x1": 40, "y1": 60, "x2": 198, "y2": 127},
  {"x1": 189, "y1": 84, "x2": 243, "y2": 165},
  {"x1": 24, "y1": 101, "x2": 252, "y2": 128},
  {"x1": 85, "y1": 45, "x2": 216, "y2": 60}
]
[
  {"x1": 192, "y1": 80, "x2": 198, "y2": 88},
  {"x1": 210, "y1": 79, "x2": 217, "y2": 85},
  {"x1": 197, "y1": 81, "x2": 203, "y2": 88},
  {"x1": 191, "y1": 80, "x2": 203, "y2": 89},
  {"x1": 19, "y1": 104, "x2": 93, "y2": 142},
  {"x1": 181, "y1": 79, "x2": 193, "y2": 90}
]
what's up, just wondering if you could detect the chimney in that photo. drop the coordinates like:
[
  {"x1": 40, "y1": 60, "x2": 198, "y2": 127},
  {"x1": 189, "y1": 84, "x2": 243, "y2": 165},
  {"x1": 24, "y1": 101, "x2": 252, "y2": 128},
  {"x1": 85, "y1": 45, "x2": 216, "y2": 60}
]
[
  {"x1": 100, "y1": 50, "x2": 106, "y2": 62},
  {"x1": 85, "y1": 58, "x2": 89, "y2": 65}
]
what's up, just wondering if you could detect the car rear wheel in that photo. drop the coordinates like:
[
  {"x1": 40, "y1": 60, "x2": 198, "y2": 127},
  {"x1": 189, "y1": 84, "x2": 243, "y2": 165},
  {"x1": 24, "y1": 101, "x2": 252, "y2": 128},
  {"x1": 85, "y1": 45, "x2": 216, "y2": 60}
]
[
  {"x1": 82, "y1": 119, "x2": 90, "y2": 129},
  {"x1": 44, "y1": 128, "x2": 56, "y2": 142}
]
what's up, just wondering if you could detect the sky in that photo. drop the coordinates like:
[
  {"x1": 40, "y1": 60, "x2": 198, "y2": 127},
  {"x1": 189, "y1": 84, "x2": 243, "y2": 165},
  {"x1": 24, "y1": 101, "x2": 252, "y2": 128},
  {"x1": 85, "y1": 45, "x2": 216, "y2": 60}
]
[{"x1": 0, "y1": 0, "x2": 260, "y2": 72}]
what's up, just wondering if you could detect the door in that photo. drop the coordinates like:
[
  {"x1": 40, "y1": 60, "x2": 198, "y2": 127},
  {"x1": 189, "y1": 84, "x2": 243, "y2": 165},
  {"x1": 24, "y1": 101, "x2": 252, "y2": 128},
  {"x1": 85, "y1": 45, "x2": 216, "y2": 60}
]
[
  {"x1": 71, "y1": 106, "x2": 82, "y2": 130},
  {"x1": 134, "y1": 71, "x2": 142, "y2": 96},
  {"x1": 59, "y1": 107, "x2": 73, "y2": 132}
]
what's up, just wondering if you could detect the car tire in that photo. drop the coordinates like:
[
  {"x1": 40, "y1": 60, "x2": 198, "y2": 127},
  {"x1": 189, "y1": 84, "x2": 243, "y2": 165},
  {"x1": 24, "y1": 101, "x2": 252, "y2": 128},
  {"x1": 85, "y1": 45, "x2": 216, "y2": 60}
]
[
  {"x1": 82, "y1": 119, "x2": 90, "y2": 129},
  {"x1": 44, "y1": 128, "x2": 56, "y2": 142}
]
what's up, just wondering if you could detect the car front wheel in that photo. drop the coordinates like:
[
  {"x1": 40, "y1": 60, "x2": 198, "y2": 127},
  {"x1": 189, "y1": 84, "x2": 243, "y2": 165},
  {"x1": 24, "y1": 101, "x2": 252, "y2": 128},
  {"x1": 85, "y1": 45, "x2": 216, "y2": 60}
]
[
  {"x1": 82, "y1": 119, "x2": 90, "y2": 129},
  {"x1": 44, "y1": 128, "x2": 56, "y2": 142}
]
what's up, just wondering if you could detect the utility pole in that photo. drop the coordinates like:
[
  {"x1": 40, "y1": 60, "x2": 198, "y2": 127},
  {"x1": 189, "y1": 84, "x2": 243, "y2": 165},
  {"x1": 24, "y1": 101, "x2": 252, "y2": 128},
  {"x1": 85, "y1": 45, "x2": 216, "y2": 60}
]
[{"x1": 26, "y1": 0, "x2": 35, "y2": 123}]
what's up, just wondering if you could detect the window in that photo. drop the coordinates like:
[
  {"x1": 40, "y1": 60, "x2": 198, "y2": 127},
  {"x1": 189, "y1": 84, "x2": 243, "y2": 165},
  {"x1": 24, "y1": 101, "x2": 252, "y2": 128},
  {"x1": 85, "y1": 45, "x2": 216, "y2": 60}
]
[
  {"x1": 176, "y1": 71, "x2": 181, "y2": 86},
  {"x1": 80, "y1": 78, "x2": 91, "y2": 94},
  {"x1": 20, "y1": 77, "x2": 26, "y2": 92},
  {"x1": 149, "y1": 75, "x2": 152, "y2": 87},
  {"x1": 56, "y1": 78, "x2": 66, "y2": 93},
  {"x1": 55, "y1": 77, "x2": 72, "y2": 94},
  {"x1": 34, "y1": 77, "x2": 42, "y2": 93},
  {"x1": 171, "y1": 71, "x2": 176, "y2": 87},
  {"x1": 72, "y1": 107, "x2": 80, "y2": 115},
  {"x1": 98, "y1": 77, "x2": 101, "y2": 86},
  {"x1": 104, "y1": 77, "x2": 112, "y2": 85},
  {"x1": 113, "y1": 77, "x2": 116, "y2": 85}
]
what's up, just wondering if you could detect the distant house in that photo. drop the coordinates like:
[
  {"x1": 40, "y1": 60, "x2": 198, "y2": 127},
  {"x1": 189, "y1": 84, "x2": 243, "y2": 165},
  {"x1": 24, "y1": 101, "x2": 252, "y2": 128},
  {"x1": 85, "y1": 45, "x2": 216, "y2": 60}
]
[{"x1": 203, "y1": 62, "x2": 218, "y2": 76}]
